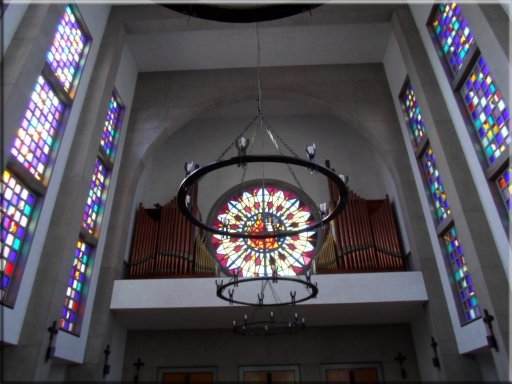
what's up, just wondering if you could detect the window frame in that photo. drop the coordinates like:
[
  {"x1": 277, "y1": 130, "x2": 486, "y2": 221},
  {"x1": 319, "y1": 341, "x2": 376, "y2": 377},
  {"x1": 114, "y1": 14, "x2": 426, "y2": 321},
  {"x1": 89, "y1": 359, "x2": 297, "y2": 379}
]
[
  {"x1": 158, "y1": 367, "x2": 218, "y2": 382},
  {"x1": 426, "y1": 3, "x2": 509, "y2": 225},
  {"x1": 1, "y1": 4, "x2": 92, "y2": 307},
  {"x1": 239, "y1": 365, "x2": 300, "y2": 383},
  {"x1": 59, "y1": 90, "x2": 125, "y2": 336},
  {"x1": 398, "y1": 78, "x2": 481, "y2": 326},
  {"x1": 321, "y1": 362, "x2": 384, "y2": 383}
]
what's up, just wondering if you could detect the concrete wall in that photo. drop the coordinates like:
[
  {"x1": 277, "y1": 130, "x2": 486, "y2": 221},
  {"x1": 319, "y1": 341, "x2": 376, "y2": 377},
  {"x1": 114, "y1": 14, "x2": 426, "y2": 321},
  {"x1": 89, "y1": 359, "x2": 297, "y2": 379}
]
[{"x1": 122, "y1": 325, "x2": 421, "y2": 382}]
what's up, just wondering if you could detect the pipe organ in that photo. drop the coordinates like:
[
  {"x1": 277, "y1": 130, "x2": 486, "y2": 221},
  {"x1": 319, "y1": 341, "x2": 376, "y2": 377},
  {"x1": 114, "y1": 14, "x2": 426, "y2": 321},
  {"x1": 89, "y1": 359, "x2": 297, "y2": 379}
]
[
  {"x1": 127, "y1": 187, "x2": 216, "y2": 278},
  {"x1": 128, "y1": 185, "x2": 406, "y2": 278},
  {"x1": 320, "y1": 179, "x2": 407, "y2": 272}
]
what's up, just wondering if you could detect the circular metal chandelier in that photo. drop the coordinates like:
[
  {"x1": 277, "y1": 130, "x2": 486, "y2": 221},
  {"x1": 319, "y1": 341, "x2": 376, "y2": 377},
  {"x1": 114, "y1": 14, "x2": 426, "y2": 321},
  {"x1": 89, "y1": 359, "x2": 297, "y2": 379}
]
[
  {"x1": 232, "y1": 310, "x2": 306, "y2": 336},
  {"x1": 177, "y1": 156, "x2": 348, "y2": 239},
  {"x1": 175, "y1": 24, "x2": 349, "y2": 308},
  {"x1": 216, "y1": 274, "x2": 318, "y2": 307}
]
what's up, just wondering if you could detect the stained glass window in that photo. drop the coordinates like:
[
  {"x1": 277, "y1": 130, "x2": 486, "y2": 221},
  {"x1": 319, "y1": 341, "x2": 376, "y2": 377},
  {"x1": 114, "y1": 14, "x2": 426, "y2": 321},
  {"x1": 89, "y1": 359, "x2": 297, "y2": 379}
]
[
  {"x1": 441, "y1": 226, "x2": 481, "y2": 322},
  {"x1": 1, "y1": 170, "x2": 37, "y2": 300},
  {"x1": 430, "y1": 3, "x2": 475, "y2": 76},
  {"x1": 100, "y1": 94, "x2": 123, "y2": 159},
  {"x1": 420, "y1": 146, "x2": 452, "y2": 223},
  {"x1": 10, "y1": 76, "x2": 65, "y2": 182},
  {"x1": 400, "y1": 82, "x2": 427, "y2": 148},
  {"x1": 460, "y1": 57, "x2": 510, "y2": 165},
  {"x1": 60, "y1": 239, "x2": 91, "y2": 333},
  {"x1": 209, "y1": 182, "x2": 318, "y2": 277},
  {"x1": 81, "y1": 159, "x2": 108, "y2": 236},
  {"x1": 46, "y1": 5, "x2": 89, "y2": 96},
  {"x1": 496, "y1": 167, "x2": 511, "y2": 211}
]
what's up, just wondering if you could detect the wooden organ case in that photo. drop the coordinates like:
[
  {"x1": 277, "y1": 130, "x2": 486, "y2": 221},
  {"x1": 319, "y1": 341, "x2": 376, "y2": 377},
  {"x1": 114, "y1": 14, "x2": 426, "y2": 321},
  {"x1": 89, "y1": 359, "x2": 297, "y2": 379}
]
[
  {"x1": 127, "y1": 186, "x2": 216, "y2": 278},
  {"x1": 316, "y1": 180, "x2": 407, "y2": 273}
]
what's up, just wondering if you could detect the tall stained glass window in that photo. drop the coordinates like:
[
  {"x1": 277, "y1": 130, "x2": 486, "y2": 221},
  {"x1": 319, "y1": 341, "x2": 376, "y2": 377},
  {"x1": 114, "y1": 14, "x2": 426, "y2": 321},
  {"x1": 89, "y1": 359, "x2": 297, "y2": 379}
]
[
  {"x1": 441, "y1": 227, "x2": 480, "y2": 322},
  {"x1": 81, "y1": 159, "x2": 109, "y2": 236},
  {"x1": 60, "y1": 240, "x2": 92, "y2": 333},
  {"x1": 420, "y1": 146, "x2": 451, "y2": 223},
  {"x1": 60, "y1": 91, "x2": 124, "y2": 334},
  {"x1": 399, "y1": 78, "x2": 480, "y2": 325},
  {"x1": 209, "y1": 182, "x2": 318, "y2": 277},
  {"x1": 400, "y1": 82, "x2": 427, "y2": 148},
  {"x1": 1, "y1": 171, "x2": 37, "y2": 301},
  {"x1": 100, "y1": 93, "x2": 123, "y2": 159},
  {"x1": 46, "y1": 5, "x2": 90, "y2": 97},
  {"x1": 430, "y1": 2, "x2": 475, "y2": 76},
  {"x1": 496, "y1": 167, "x2": 511, "y2": 211},
  {"x1": 428, "y1": 3, "x2": 510, "y2": 216},
  {"x1": 1, "y1": 5, "x2": 91, "y2": 306},
  {"x1": 10, "y1": 76, "x2": 65, "y2": 182},
  {"x1": 460, "y1": 57, "x2": 510, "y2": 165}
]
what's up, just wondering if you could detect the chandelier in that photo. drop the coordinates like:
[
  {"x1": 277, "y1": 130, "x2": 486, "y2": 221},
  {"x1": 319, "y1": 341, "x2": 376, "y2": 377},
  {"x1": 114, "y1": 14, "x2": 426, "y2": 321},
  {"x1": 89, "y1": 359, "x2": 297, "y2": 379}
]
[
  {"x1": 232, "y1": 310, "x2": 306, "y2": 336},
  {"x1": 176, "y1": 26, "x2": 349, "y2": 307}
]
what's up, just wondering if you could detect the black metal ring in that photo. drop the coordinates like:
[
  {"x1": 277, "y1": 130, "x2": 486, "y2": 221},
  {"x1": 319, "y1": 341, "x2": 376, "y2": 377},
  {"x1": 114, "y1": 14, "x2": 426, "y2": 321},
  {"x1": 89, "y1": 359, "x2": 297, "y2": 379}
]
[
  {"x1": 216, "y1": 276, "x2": 319, "y2": 307},
  {"x1": 177, "y1": 155, "x2": 348, "y2": 239}
]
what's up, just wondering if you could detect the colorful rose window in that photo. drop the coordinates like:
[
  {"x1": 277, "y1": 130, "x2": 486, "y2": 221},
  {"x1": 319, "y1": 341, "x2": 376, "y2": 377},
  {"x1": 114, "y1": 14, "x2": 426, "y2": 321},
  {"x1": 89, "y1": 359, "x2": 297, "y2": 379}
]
[{"x1": 209, "y1": 181, "x2": 319, "y2": 278}]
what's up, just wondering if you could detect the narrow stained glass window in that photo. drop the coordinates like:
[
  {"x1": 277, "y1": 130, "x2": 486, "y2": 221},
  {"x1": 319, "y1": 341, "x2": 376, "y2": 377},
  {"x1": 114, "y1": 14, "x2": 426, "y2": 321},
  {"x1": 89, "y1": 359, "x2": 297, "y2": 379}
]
[
  {"x1": 441, "y1": 226, "x2": 480, "y2": 322},
  {"x1": 496, "y1": 167, "x2": 511, "y2": 211},
  {"x1": 81, "y1": 159, "x2": 109, "y2": 236},
  {"x1": 430, "y1": 3, "x2": 475, "y2": 76},
  {"x1": 60, "y1": 239, "x2": 92, "y2": 333},
  {"x1": 10, "y1": 76, "x2": 65, "y2": 182},
  {"x1": 420, "y1": 146, "x2": 451, "y2": 223},
  {"x1": 460, "y1": 57, "x2": 510, "y2": 165},
  {"x1": 399, "y1": 78, "x2": 481, "y2": 324},
  {"x1": 100, "y1": 94, "x2": 123, "y2": 160},
  {"x1": 400, "y1": 82, "x2": 427, "y2": 148},
  {"x1": 46, "y1": 5, "x2": 89, "y2": 97},
  {"x1": 1, "y1": 170, "x2": 37, "y2": 301}
]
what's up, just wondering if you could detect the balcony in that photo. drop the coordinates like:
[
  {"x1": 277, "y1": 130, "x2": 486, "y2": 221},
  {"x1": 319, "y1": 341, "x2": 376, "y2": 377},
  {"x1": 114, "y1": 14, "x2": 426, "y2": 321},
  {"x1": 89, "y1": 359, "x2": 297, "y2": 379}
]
[{"x1": 112, "y1": 192, "x2": 425, "y2": 330}]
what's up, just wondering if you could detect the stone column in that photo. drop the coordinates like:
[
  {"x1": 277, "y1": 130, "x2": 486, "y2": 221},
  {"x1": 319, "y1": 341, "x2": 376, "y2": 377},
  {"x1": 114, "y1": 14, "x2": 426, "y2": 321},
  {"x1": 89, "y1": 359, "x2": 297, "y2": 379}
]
[{"x1": 392, "y1": 7, "x2": 509, "y2": 381}]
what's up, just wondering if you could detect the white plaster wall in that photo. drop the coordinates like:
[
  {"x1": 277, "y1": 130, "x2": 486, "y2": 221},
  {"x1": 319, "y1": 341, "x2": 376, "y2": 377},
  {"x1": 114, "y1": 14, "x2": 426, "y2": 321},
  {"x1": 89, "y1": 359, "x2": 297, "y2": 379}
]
[
  {"x1": 2, "y1": 4, "x2": 111, "y2": 345},
  {"x1": 137, "y1": 110, "x2": 393, "y2": 224},
  {"x1": 111, "y1": 272, "x2": 427, "y2": 310},
  {"x1": 2, "y1": 2, "x2": 29, "y2": 54},
  {"x1": 121, "y1": 325, "x2": 421, "y2": 382},
  {"x1": 382, "y1": 31, "x2": 487, "y2": 354},
  {"x1": 54, "y1": 43, "x2": 138, "y2": 363},
  {"x1": 408, "y1": 3, "x2": 509, "y2": 278}
]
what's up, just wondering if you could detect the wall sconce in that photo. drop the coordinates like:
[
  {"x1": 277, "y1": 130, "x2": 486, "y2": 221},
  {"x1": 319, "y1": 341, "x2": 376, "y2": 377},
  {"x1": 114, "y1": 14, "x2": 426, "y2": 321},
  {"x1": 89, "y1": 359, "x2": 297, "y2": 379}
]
[
  {"x1": 394, "y1": 352, "x2": 407, "y2": 379},
  {"x1": 103, "y1": 344, "x2": 111, "y2": 378},
  {"x1": 430, "y1": 337, "x2": 441, "y2": 369},
  {"x1": 483, "y1": 309, "x2": 499, "y2": 351}
]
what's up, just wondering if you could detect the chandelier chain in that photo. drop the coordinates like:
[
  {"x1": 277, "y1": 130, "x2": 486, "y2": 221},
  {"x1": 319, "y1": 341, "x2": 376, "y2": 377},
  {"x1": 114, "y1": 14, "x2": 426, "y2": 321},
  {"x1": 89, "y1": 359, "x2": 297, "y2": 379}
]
[{"x1": 216, "y1": 115, "x2": 258, "y2": 161}]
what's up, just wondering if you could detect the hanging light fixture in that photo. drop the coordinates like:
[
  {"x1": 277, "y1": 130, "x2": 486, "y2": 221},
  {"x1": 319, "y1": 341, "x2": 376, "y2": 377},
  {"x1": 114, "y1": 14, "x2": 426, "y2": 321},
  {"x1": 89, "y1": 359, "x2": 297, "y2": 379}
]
[{"x1": 177, "y1": 24, "x2": 349, "y2": 307}]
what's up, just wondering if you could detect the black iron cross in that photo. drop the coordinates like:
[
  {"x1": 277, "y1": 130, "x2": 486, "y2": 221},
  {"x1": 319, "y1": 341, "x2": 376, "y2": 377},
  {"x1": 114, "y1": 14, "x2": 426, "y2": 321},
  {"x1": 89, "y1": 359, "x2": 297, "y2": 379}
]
[
  {"x1": 45, "y1": 321, "x2": 58, "y2": 362},
  {"x1": 133, "y1": 357, "x2": 144, "y2": 383},
  {"x1": 103, "y1": 344, "x2": 111, "y2": 378},
  {"x1": 483, "y1": 309, "x2": 498, "y2": 351},
  {"x1": 430, "y1": 337, "x2": 441, "y2": 369},
  {"x1": 394, "y1": 352, "x2": 407, "y2": 379}
]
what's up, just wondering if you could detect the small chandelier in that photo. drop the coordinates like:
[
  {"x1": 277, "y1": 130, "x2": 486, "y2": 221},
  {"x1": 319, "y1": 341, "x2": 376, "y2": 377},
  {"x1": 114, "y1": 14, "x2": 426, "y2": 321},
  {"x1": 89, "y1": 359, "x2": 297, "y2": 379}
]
[{"x1": 232, "y1": 310, "x2": 306, "y2": 336}]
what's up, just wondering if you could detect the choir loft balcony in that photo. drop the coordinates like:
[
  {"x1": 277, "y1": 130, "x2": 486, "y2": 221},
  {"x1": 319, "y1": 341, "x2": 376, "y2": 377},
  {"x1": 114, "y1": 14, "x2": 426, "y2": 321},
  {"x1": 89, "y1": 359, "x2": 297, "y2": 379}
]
[{"x1": 111, "y1": 190, "x2": 427, "y2": 329}]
